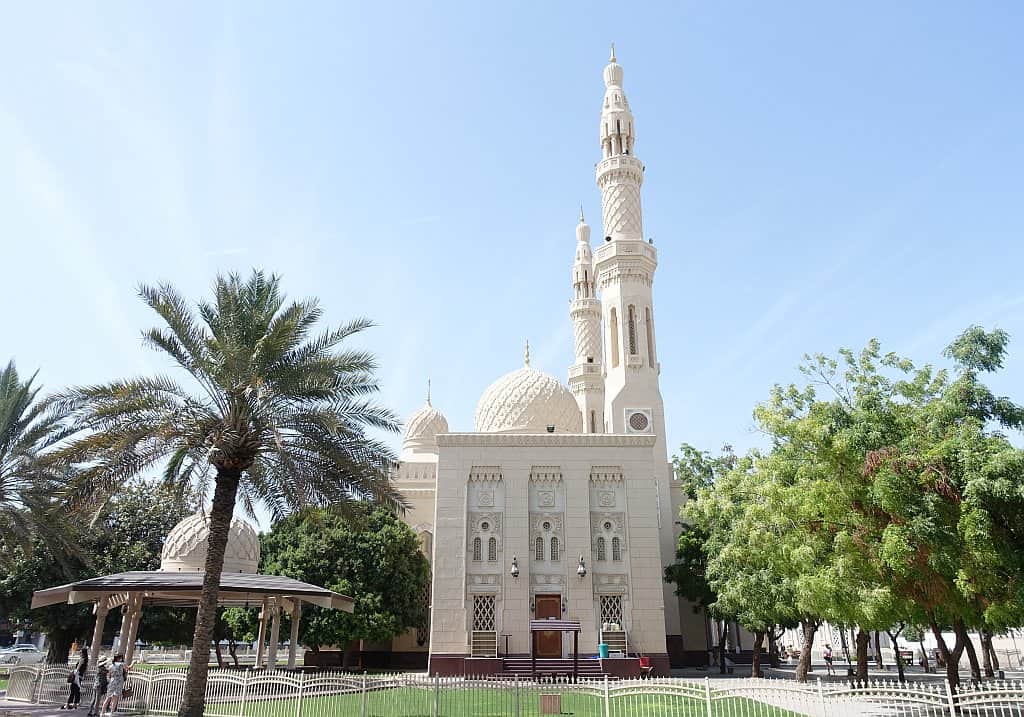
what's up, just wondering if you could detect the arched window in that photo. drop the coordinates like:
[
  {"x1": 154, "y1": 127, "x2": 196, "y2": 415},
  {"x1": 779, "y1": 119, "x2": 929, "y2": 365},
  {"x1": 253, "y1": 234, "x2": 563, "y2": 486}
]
[
  {"x1": 590, "y1": 410, "x2": 596, "y2": 434},
  {"x1": 596, "y1": 537, "x2": 607, "y2": 562},
  {"x1": 472, "y1": 537, "x2": 481, "y2": 562},
  {"x1": 645, "y1": 307, "x2": 655, "y2": 367},
  {"x1": 612, "y1": 537, "x2": 622, "y2": 561},
  {"x1": 610, "y1": 308, "x2": 619, "y2": 368},
  {"x1": 488, "y1": 537, "x2": 497, "y2": 562},
  {"x1": 550, "y1": 537, "x2": 559, "y2": 562},
  {"x1": 535, "y1": 537, "x2": 544, "y2": 561},
  {"x1": 627, "y1": 305, "x2": 637, "y2": 355}
]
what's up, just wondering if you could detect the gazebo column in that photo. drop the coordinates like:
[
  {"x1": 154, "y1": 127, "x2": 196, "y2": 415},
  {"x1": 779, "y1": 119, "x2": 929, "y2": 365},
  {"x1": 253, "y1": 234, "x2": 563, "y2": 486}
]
[
  {"x1": 123, "y1": 595, "x2": 144, "y2": 664},
  {"x1": 88, "y1": 596, "x2": 111, "y2": 670},
  {"x1": 116, "y1": 595, "x2": 133, "y2": 656},
  {"x1": 267, "y1": 600, "x2": 281, "y2": 669},
  {"x1": 255, "y1": 598, "x2": 269, "y2": 667},
  {"x1": 287, "y1": 601, "x2": 302, "y2": 669}
]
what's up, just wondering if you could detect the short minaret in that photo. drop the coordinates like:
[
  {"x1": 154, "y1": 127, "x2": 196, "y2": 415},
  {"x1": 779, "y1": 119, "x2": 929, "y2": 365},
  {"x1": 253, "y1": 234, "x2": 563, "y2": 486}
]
[
  {"x1": 591, "y1": 47, "x2": 682, "y2": 640},
  {"x1": 568, "y1": 209, "x2": 605, "y2": 433}
]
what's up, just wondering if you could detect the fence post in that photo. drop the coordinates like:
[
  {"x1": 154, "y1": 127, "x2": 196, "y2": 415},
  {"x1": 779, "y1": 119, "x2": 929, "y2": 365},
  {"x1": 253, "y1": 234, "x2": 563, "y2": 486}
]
[
  {"x1": 817, "y1": 677, "x2": 827, "y2": 717},
  {"x1": 433, "y1": 674, "x2": 439, "y2": 717},
  {"x1": 294, "y1": 670, "x2": 304, "y2": 717},
  {"x1": 944, "y1": 679, "x2": 957, "y2": 717},
  {"x1": 360, "y1": 673, "x2": 367, "y2": 717},
  {"x1": 239, "y1": 669, "x2": 250, "y2": 717},
  {"x1": 515, "y1": 673, "x2": 520, "y2": 717},
  {"x1": 142, "y1": 669, "x2": 154, "y2": 714},
  {"x1": 603, "y1": 674, "x2": 610, "y2": 717},
  {"x1": 705, "y1": 676, "x2": 713, "y2": 717}
]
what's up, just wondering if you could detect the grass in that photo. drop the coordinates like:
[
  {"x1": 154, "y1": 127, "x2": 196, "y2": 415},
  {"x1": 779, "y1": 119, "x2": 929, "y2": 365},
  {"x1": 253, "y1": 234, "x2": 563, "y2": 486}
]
[
  {"x1": 199, "y1": 687, "x2": 802, "y2": 717},
  {"x1": 0, "y1": 676, "x2": 8, "y2": 692}
]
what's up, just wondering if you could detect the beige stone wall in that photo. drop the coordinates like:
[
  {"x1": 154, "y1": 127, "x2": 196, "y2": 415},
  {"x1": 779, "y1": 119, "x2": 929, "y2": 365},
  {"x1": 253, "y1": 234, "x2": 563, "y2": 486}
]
[{"x1": 429, "y1": 433, "x2": 668, "y2": 658}]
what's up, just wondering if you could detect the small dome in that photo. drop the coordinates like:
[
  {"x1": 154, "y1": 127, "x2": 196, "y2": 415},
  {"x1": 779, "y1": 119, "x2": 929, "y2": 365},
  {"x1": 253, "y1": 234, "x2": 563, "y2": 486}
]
[
  {"x1": 160, "y1": 513, "x2": 260, "y2": 574},
  {"x1": 401, "y1": 400, "x2": 449, "y2": 458},
  {"x1": 475, "y1": 365, "x2": 583, "y2": 434}
]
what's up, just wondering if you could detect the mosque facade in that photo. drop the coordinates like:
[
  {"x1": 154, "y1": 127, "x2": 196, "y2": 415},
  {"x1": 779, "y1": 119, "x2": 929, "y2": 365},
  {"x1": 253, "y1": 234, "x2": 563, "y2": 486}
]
[{"x1": 384, "y1": 50, "x2": 705, "y2": 676}]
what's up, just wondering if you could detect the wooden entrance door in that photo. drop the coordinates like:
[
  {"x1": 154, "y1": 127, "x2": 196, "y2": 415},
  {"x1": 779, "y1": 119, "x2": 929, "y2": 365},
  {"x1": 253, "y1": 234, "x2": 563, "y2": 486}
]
[{"x1": 534, "y1": 594, "x2": 562, "y2": 658}]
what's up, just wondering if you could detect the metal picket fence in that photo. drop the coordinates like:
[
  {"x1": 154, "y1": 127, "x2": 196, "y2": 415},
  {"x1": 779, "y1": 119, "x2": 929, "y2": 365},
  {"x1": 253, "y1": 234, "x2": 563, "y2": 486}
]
[{"x1": 6, "y1": 664, "x2": 1024, "y2": 716}]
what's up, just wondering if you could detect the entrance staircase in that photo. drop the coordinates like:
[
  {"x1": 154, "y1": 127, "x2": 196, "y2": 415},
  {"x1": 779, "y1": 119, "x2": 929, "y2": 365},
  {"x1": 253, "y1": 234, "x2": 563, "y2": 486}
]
[{"x1": 501, "y1": 657, "x2": 605, "y2": 679}]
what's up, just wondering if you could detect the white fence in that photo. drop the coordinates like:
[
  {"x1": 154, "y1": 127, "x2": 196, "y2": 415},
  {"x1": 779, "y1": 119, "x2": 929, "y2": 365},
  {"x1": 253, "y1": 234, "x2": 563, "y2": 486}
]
[{"x1": 5, "y1": 664, "x2": 1024, "y2": 716}]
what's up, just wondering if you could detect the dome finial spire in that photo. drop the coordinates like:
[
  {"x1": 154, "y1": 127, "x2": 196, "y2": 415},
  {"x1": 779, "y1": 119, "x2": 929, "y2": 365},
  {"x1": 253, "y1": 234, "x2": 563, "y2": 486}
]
[
  {"x1": 426, "y1": 378, "x2": 431, "y2": 406},
  {"x1": 524, "y1": 339, "x2": 531, "y2": 367},
  {"x1": 579, "y1": 204, "x2": 585, "y2": 223},
  {"x1": 609, "y1": 42, "x2": 616, "y2": 63}
]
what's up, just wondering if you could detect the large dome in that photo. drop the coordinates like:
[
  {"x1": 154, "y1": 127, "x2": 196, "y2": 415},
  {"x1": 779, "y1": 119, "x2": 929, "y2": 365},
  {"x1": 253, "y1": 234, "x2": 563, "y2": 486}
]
[
  {"x1": 401, "y1": 399, "x2": 449, "y2": 458},
  {"x1": 475, "y1": 365, "x2": 583, "y2": 434},
  {"x1": 160, "y1": 513, "x2": 260, "y2": 574}
]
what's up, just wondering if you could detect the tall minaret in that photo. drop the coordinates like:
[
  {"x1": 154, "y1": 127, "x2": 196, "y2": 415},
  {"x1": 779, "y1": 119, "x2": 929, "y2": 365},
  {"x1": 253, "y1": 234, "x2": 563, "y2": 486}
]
[
  {"x1": 591, "y1": 47, "x2": 683, "y2": 641},
  {"x1": 568, "y1": 208, "x2": 604, "y2": 433}
]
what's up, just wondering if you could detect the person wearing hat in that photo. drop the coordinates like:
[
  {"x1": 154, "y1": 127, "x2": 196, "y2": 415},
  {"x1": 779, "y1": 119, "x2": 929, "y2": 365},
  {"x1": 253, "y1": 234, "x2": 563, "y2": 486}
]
[{"x1": 86, "y1": 656, "x2": 110, "y2": 717}]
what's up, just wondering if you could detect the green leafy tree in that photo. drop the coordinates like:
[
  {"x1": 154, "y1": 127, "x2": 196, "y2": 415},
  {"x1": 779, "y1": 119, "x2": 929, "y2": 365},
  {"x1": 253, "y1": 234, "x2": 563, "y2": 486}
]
[
  {"x1": 260, "y1": 506, "x2": 429, "y2": 665},
  {"x1": 0, "y1": 479, "x2": 196, "y2": 660},
  {"x1": 48, "y1": 270, "x2": 402, "y2": 717}
]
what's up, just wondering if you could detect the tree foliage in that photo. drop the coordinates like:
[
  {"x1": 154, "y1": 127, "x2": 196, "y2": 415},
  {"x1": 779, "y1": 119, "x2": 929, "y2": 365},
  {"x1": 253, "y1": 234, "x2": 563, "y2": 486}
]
[
  {"x1": 260, "y1": 506, "x2": 430, "y2": 651},
  {"x1": 680, "y1": 326, "x2": 1024, "y2": 685}
]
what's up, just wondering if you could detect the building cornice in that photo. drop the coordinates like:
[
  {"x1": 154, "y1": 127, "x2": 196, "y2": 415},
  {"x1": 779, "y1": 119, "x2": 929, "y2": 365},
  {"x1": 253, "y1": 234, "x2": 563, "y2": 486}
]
[{"x1": 437, "y1": 433, "x2": 656, "y2": 448}]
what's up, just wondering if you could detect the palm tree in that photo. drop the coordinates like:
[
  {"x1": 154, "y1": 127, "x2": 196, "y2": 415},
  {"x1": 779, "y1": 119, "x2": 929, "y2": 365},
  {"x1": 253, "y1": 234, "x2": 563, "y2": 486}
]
[
  {"x1": 0, "y1": 360, "x2": 68, "y2": 562},
  {"x1": 50, "y1": 270, "x2": 402, "y2": 717}
]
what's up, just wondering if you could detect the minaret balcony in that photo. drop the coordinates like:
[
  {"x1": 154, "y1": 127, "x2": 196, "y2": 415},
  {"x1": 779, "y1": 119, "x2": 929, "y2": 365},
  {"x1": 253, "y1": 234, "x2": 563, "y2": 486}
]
[
  {"x1": 594, "y1": 239, "x2": 657, "y2": 267},
  {"x1": 569, "y1": 363, "x2": 603, "y2": 380}
]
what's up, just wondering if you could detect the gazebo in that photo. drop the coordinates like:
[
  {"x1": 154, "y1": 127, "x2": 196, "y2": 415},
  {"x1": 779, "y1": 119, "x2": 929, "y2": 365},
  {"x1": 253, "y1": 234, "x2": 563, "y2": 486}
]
[{"x1": 31, "y1": 513, "x2": 354, "y2": 670}]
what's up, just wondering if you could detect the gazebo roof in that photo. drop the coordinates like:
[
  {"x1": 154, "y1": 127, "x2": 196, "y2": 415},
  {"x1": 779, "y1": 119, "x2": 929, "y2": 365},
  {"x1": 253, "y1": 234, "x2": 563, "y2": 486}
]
[{"x1": 32, "y1": 571, "x2": 354, "y2": 612}]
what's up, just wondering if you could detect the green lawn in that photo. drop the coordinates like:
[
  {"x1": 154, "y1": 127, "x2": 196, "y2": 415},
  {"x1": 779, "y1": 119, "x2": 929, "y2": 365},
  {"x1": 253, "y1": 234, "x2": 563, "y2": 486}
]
[
  {"x1": 200, "y1": 687, "x2": 801, "y2": 717},
  {"x1": 0, "y1": 676, "x2": 8, "y2": 692}
]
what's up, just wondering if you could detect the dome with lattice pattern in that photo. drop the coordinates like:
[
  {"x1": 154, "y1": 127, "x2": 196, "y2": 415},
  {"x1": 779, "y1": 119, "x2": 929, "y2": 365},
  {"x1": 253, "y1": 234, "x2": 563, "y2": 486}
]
[
  {"x1": 475, "y1": 365, "x2": 583, "y2": 434},
  {"x1": 160, "y1": 513, "x2": 260, "y2": 573},
  {"x1": 401, "y1": 400, "x2": 449, "y2": 458}
]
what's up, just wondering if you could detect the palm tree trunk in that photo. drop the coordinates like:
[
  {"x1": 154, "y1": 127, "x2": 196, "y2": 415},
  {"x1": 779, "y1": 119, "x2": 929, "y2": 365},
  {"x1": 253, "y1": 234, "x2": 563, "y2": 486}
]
[{"x1": 177, "y1": 468, "x2": 240, "y2": 717}]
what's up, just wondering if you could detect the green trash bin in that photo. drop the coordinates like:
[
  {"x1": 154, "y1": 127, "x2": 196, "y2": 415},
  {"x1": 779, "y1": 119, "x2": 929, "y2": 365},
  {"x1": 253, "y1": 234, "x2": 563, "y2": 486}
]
[{"x1": 598, "y1": 643, "x2": 610, "y2": 659}]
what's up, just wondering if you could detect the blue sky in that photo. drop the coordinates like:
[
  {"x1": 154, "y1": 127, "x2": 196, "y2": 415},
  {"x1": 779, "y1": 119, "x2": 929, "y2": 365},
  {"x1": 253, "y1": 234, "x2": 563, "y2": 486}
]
[{"x1": 3, "y1": 1, "x2": 1023, "y2": 484}]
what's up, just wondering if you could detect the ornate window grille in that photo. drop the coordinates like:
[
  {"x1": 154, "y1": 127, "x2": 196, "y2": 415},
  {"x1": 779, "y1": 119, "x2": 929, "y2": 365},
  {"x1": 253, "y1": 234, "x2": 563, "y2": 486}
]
[
  {"x1": 473, "y1": 595, "x2": 496, "y2": 631},
  {"x1": 550, "y1": 537, "x2": 559, "y2": 562},
  {"x1": 627, "y1": 305, "x2": 637, "y2": 355},
  {"x1": 610, "y1": 308, "x2": 619, "y2": 368},
  {"x1": 416, "y1": 580, "x2": 431, "y2": 646},
  {"x1": 596, "y1": 536, "x2": 607, "y2": 561},
  {"x1": 535, "y1": 537, "x2": 544, "y2": 561},
  {"x1": 488, "y1": 537, "x2": 497, "y2": 562},
  {"x1": 612, "y1": 537, "x2": 622, "y2": 561},
  {"x1": 472, "y1": 537, "x2": 481, "y2": 562},
  {"x1": 600, "y1": 595, "x2": 623, "y2": 625}
]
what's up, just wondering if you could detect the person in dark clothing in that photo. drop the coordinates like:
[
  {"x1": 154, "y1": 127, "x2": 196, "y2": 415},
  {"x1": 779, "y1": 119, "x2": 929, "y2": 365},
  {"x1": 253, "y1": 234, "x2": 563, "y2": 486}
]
[{"x1": 62, "y1": 647, "x2": 88, "y2": 709}]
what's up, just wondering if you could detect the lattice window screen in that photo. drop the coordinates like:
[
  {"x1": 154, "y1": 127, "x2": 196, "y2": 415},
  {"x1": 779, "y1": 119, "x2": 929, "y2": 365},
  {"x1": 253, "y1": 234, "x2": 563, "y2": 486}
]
[
  {"x1": 550, "y1": 537, "x2": 559, "y2": 562},
  {"x1": 488, "y1": 537, "x2": 497, "y2": 562},
  {"x1": 416, "y1": 580, "x2": 431, "y2": 646},
  {"x1": 473, "y1": 595, "x2": 496, "y2": 631},
  {"x1": 535, "y1": 537, "x2": 544, "y2": 561},
  {"x1": 612, "y1": 537, "x2": 622, "y2": 561},
  {"x1": 600, "y1": 595, "x2": 623, "y2": 624},
  {"x1": 472, "y1": 537, "x2": 481, "y2": 561},
  {"x1": 596, "y1": 537, "x2": 607, "y2": 561}
]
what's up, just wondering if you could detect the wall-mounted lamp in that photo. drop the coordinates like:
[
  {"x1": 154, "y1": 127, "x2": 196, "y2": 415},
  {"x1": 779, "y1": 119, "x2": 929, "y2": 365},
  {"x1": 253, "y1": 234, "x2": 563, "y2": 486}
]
[
  {"x1": 530, "y1": 599, "x2": 535, "y2": 613},
  {"x1": 577, "y1": 555, "x2": 587, "y2": 579},
  {"x1": 510, "y1": 555, "x2": 520, "y2": 580}
]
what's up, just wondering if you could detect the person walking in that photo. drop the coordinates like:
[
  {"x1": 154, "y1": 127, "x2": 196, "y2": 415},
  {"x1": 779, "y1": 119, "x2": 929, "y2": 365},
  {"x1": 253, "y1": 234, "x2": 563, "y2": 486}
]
[
  {"x1": 61, "y1": 647, "x2": 88, "y2": 709},
  {"x1": 823, "y1": 643, "x2": 835, "y2": 676},
  {"x1": 87, "y1": 656, "x2": 110, "y2": 717},
  {"x1": 99, "y1": 654, "x2": 129, "y2": 716}
]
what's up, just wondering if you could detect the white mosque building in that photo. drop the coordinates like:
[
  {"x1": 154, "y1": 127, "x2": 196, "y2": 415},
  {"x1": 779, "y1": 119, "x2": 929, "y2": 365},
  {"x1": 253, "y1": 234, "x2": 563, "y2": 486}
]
[{"x1": 381, "y1": 49, "x2": 705, "y2": 676}]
